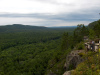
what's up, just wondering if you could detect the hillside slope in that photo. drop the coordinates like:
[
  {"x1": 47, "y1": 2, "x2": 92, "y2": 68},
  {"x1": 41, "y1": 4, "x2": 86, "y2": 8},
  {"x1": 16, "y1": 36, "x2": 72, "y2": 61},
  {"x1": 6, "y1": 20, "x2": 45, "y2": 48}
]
[{"x1": 63, "y1": 20, "x2": 100, "y2": 75}]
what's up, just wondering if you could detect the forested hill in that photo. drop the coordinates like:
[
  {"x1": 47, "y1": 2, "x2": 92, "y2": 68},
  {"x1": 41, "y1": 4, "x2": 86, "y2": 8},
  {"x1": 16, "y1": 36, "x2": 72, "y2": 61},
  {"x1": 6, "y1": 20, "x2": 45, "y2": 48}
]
[
  {"x1": 0, "y1": 20, "x2": 99, "y2": 75},
  {"x1": 88, "y1": 19, "x2": 100, "y2": 38},
  {"x1": 0, "y1": 24, "x2": 47, "y2": 33},
  {"x1": 0, "y1": 23, "x2": 76, "y2": 75},
  {"x1": 0, "y1": 24, "x2": 76, "y2": 33},
  {"x1": 63, "y1": 20, "x2": 100, "y2": 75},
  {"x1": 88, "y1": 19, "x2": 100, "y2": 29}
]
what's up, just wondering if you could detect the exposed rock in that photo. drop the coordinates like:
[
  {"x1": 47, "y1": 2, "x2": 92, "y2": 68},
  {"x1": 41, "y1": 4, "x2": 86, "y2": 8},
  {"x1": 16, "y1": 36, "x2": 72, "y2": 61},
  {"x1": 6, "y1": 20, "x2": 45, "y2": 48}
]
[
  {"x1": 63, "y1": 71, "x2": 71, "y2": 75},
  {"x1": 63, "y1": 70, "x2": 74, "y2": 75},
  {"x1": 64, "y1": 50, "x2": 84, "y2": 71},
  {"x1": 47, "y1": 70, "x2": 56, "y2": 75},
  {"x1": 48, "y1": 50, "x2": 85, "y2": 75}
]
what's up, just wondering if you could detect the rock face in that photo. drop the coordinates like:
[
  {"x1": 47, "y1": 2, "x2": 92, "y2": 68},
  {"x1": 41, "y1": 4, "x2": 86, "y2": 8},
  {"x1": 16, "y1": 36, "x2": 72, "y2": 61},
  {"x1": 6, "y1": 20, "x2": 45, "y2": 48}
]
[
  {"x1": 47, "y1": 50, "x2": 85, "y2": 75},
  {"x1": 63, "y1": 70, "x2": 74, "y2": 75},
  {"x1": 63, "y1": 71, "x2": 71, "y2": 75},
  {"x1": 64, "y1": 50, "x2": 84, "y2": 71}
]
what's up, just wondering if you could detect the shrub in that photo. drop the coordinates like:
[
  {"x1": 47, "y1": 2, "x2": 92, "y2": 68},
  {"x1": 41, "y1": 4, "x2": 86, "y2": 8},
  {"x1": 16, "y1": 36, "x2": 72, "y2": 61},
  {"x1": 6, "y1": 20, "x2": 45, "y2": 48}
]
[
  {"x1": 78, "y1": 52, "x2": 85, "y2": 57},
  {"x1": 76, "y1": 42, "x2": 84, "y2": 50},
  {"x1": 72, "y1": 52, "x2": 100, "y2": 75}
]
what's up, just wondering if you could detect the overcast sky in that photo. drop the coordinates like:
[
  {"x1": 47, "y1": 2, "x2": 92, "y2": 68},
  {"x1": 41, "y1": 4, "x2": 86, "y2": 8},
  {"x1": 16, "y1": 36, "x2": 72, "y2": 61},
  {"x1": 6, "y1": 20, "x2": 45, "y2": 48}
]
[{"x1": 0, "y1": 0, "x2": 100, "y2": 27}]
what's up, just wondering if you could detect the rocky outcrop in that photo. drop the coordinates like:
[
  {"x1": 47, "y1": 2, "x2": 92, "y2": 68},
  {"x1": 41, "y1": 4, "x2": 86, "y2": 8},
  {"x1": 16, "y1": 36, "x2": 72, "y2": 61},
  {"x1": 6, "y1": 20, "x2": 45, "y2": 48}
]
[
  {"x1": 47, "y1": 50, "x2": 85, "y2": 75},
  {"x1": 64, "y1": 50, "x2": 84, "y2": 71},
  {"x1": 63, "y1": 70, "x2": 74, "y2": 75}
]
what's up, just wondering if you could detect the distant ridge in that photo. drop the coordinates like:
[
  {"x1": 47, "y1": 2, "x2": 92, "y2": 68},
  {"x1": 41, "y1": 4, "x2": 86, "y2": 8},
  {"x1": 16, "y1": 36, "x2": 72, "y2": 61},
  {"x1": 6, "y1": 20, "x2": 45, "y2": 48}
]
[
  {"x1": 0, "y1": 24, "x2": 47, "y2": 33},
  {"x1": 6, "y1": 24, "x2": 47, "y2": 28},
  {"x1": 0, "y1": 24, "x2": 77, "y2": 33}
]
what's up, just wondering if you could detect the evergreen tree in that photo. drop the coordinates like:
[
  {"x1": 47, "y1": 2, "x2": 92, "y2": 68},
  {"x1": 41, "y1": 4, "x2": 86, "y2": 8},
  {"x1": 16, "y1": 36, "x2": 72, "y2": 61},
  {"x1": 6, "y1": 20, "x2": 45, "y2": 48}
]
[
  {"x1": 89, "y1": 29, "x2": 95, "y2": 39},
  {"x1": 61, "y1": 32, "x2": 69, "y2": 50},
  {"x1": 93, "y1": 20, "x2": 100, "y2": 37}
]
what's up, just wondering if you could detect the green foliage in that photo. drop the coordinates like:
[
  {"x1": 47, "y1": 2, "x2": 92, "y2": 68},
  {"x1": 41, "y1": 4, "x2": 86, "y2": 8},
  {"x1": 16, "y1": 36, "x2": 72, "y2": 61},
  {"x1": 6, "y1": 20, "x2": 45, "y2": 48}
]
[
  {"x1": 0, "y1": 40, "x2": 60, "y2": 75},
  {"x1": 1, "y1": 21, "x2": 99, "y2": 75},
  {"x1": 78, "y1": 52, "x2": 85, "y2": 57},
  {"x1": 61, "y1": 32, "x2": 69, "y2": 50},
  {"x1": 71, "y1": 19, "x2": 100, "y2": 75},
  {"x1": 45, "y1": 48, "x2": 72, "y2": 75},
  {"x1": 68, "y1": 64, "x2": 75, "y2": 70},
  {"x1": 89, "y1": 29, "x2": 95, "y2": 39},
  {"x1": 88, "y1": 19, "x2": 100, "y2": 38},
  {"x1": 93, "y1": 20, "x2": 100, "y2": 38},
  {"x1": 72, "y1": 51, "x2": 100, "y2": 75},
  {"x1": 0, "y1": 28, "x2": 64, "y2": 75},
  {"x1": 88, "y1": 20, "x2": 100, "y2": 29},
  {"x1": 73, "y1": 24, "x2": 89, "y2": 43},
  {"x1": 75, "y1": 42, "x2": 84, "y2": 50},
  {"x1": 0, "y1": 24, "x2": 75, "y2": 75}
]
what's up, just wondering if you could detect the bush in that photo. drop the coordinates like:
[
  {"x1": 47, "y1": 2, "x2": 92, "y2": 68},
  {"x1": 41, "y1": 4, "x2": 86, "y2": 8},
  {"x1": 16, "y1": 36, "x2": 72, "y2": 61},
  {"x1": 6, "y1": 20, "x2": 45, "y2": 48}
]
[
  {"x1": 78, "y1": 52, "x2": 85, "y2": 57},
  {"x1": 76, "y1": 42, "x2": 84, "y2": 50},
  {"x1": 72, "y1": 52, "x2": 100, "y2": 75}
]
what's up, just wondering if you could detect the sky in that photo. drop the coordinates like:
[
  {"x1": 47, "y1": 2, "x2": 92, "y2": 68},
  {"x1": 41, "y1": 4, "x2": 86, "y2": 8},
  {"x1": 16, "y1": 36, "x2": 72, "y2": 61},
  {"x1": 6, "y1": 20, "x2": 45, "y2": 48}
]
[{"x1": 0, "y1": 0, "x2": 100, "y2": 27}]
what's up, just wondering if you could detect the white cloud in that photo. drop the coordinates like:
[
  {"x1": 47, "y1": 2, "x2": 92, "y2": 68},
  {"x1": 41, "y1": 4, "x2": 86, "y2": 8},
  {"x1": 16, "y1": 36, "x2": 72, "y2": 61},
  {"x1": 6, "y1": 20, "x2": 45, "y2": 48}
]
[
  {"x1": 0, "y1": 17, "x2": 94, "y2": 27},
  {"x1": 0, "y1": 0, "x2": 100, "y2": 14},
  {"x1": 0, "y1": 0, "x2": 100, "y2": 26},
  {"x1": 0, "y1": 0, "x2": 58, "y2": 13},
  {"x1": 0, "y1": 17, "x2": 46, "y2": 25}
]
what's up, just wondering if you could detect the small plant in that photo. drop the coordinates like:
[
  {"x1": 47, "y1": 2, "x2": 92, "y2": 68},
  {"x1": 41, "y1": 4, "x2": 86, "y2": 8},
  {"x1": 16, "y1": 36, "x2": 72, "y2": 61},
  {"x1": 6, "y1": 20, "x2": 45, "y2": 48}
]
[
  {"x1": 68, "y1": 64, "x2": 75, "y2": 70},
  {"x1": 76, "y1": 42, "x2": 84, "y2": 50},
  {"x1": 78, "y1": 52, "x2": 85, "y2": 57}
]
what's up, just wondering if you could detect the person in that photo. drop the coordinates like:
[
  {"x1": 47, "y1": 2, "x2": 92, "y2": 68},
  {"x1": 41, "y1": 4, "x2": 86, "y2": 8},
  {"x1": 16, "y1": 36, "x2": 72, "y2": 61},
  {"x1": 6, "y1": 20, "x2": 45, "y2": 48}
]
[
  {"x1": 86, "y1": 45, "x2": 89, "y2": 51},
  {"x1": 91, "y1": 40, "x2": 95, "y2": 51},
  {"x1": 85, "y1": 43, "x2": 88, "y2": 51},
  {"x1": 90, "y1": 41, "x2": 92, "y2": 50}
]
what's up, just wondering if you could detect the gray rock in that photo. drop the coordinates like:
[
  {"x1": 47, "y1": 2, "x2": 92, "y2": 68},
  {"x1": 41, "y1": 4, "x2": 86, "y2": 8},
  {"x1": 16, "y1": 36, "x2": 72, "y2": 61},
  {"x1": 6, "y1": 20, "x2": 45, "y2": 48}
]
[
  {"x1": 64, "y1": 50, "x2": 84, "y2": 71},
  {"x1": 63, "y1": 70, "x2": 74, "y2": 75}
]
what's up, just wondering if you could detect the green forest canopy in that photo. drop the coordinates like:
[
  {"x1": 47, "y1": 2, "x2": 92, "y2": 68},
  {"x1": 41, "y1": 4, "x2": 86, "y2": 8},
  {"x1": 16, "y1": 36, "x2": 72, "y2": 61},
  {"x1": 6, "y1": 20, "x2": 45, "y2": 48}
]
[{"x1": 0, "y1": 20, "x2": 99, "y2": 75}]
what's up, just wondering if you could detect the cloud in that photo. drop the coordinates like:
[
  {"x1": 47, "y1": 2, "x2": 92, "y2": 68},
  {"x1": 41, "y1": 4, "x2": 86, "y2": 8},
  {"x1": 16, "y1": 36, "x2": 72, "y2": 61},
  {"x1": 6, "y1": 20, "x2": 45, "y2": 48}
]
[
  {"x1": 0, "y1": 10, "x2": 99, "y2": 27},
  {"x1": 0, "y1": 8, "x2": 99, "y2": 21},
  {"x1": 0, "y1": 0, "x2": 100, "y2": 14},
  {"x1": 0, "y1": 0, "x2": 100, "y2": 27},
  {"x1": 32, "y1": 0, "x2": 74, "y2": 6},
  {"x1": 0, "y1": 0, "x2": 58, "y2": 13},
  {"x1": 0, "y1": 17, "x2": 47, "y2": 26}
]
